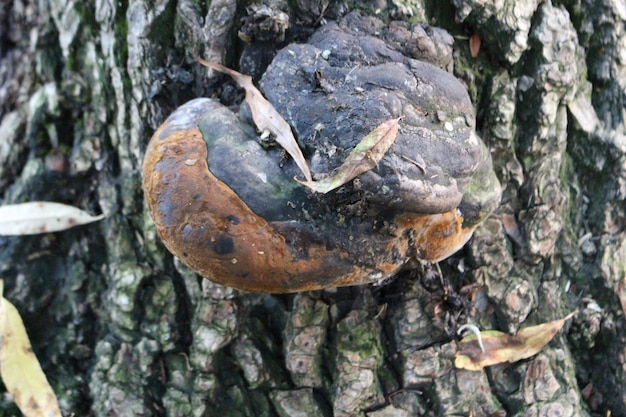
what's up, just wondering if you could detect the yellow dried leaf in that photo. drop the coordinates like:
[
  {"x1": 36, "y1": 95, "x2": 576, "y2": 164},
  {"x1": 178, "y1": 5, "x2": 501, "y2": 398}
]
[
  {"x1": 197, "y1": 58, "x2": 312, "y2": 182},
  {"x1": 455, "y1": 312, "x2": 577, "y2": 371},
  {"x1": 0, "y1": 202, "x2": 105, "y2": 236},
  {"x1": 0, "y1": 281, "x2": 61, "y2": 417},
  {"x1": 296, "y1": 118, "x2": 400, "y2": 193}
]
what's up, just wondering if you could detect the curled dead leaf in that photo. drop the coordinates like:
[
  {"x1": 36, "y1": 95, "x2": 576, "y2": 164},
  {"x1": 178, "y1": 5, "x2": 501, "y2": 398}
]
[
  {"x1": 296, "y1": 118, "x2": 401, "y2": 193},
  {"x1": 196, "y1": 58, "x2": 312, "y2": 182},
  {"x1": 469, "y1": 33, "x2": 481, "y2": 58},
  {"x1": 455, "y1": 311, "x2": 577, "y2": 370}
]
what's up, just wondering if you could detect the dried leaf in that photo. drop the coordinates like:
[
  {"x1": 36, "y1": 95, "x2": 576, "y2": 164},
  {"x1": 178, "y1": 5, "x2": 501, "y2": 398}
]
[
  {"x1": 0, "y1": 202, "x2": 105, "y2": 235},
  {"x1": 197, "y1": 58, "x2": 312, "y2": 182},
  {"x1": 0, "y1": 280, "x2": 62, "y2": 417},
  {"x1": 455, "y1": 312, "x2": 577, "y2": 370},
  {"x1": 618, "y1": 280, "x2": 626, "y2": 315},
  {"x1": 296, "y1": 118, "x2": 400, "y2": 193},
  {"x1": 469, "y1": 33, "x2": 481, "y2": 58}
]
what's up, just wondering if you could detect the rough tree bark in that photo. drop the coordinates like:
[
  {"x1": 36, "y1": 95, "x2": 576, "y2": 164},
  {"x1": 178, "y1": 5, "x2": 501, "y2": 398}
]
[{"x1": 0, "y1": 0, "x2": 624, "y2": 416}]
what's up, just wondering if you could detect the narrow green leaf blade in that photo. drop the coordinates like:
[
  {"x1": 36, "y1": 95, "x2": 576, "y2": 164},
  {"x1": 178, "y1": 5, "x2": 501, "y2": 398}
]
[{"x1": 297, "y1": 118, "x2": 400, "y2": 193}]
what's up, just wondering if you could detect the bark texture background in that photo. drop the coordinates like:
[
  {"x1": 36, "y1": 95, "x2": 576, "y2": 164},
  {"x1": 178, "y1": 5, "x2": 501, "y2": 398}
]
[{"x1": 0, "y1": 0, "x2": 625, "y2": 416}]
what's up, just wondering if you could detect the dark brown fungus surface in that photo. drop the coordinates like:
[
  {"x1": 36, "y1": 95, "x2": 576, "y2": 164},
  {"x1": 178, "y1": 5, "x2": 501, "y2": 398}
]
[{"x1": 142, "y1": 14, "x2": 501, "y2": 293}]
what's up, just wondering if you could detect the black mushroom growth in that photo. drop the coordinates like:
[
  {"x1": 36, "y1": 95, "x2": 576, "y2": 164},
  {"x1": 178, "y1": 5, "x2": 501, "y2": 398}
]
[{"x1": 142, "y1": 13, "x2": 501, "y2": 293}]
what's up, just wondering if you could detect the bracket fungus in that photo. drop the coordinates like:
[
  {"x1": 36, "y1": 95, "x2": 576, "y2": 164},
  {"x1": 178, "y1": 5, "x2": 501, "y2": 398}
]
[{"x1": 142, "y1": 15, "x2": 501, "y2": 293}]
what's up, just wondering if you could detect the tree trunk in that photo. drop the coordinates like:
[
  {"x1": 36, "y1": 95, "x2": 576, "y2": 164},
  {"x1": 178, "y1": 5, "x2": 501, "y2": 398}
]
[{"x1": 0, "y1": 0, "x2": 624, "y2": 416}]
